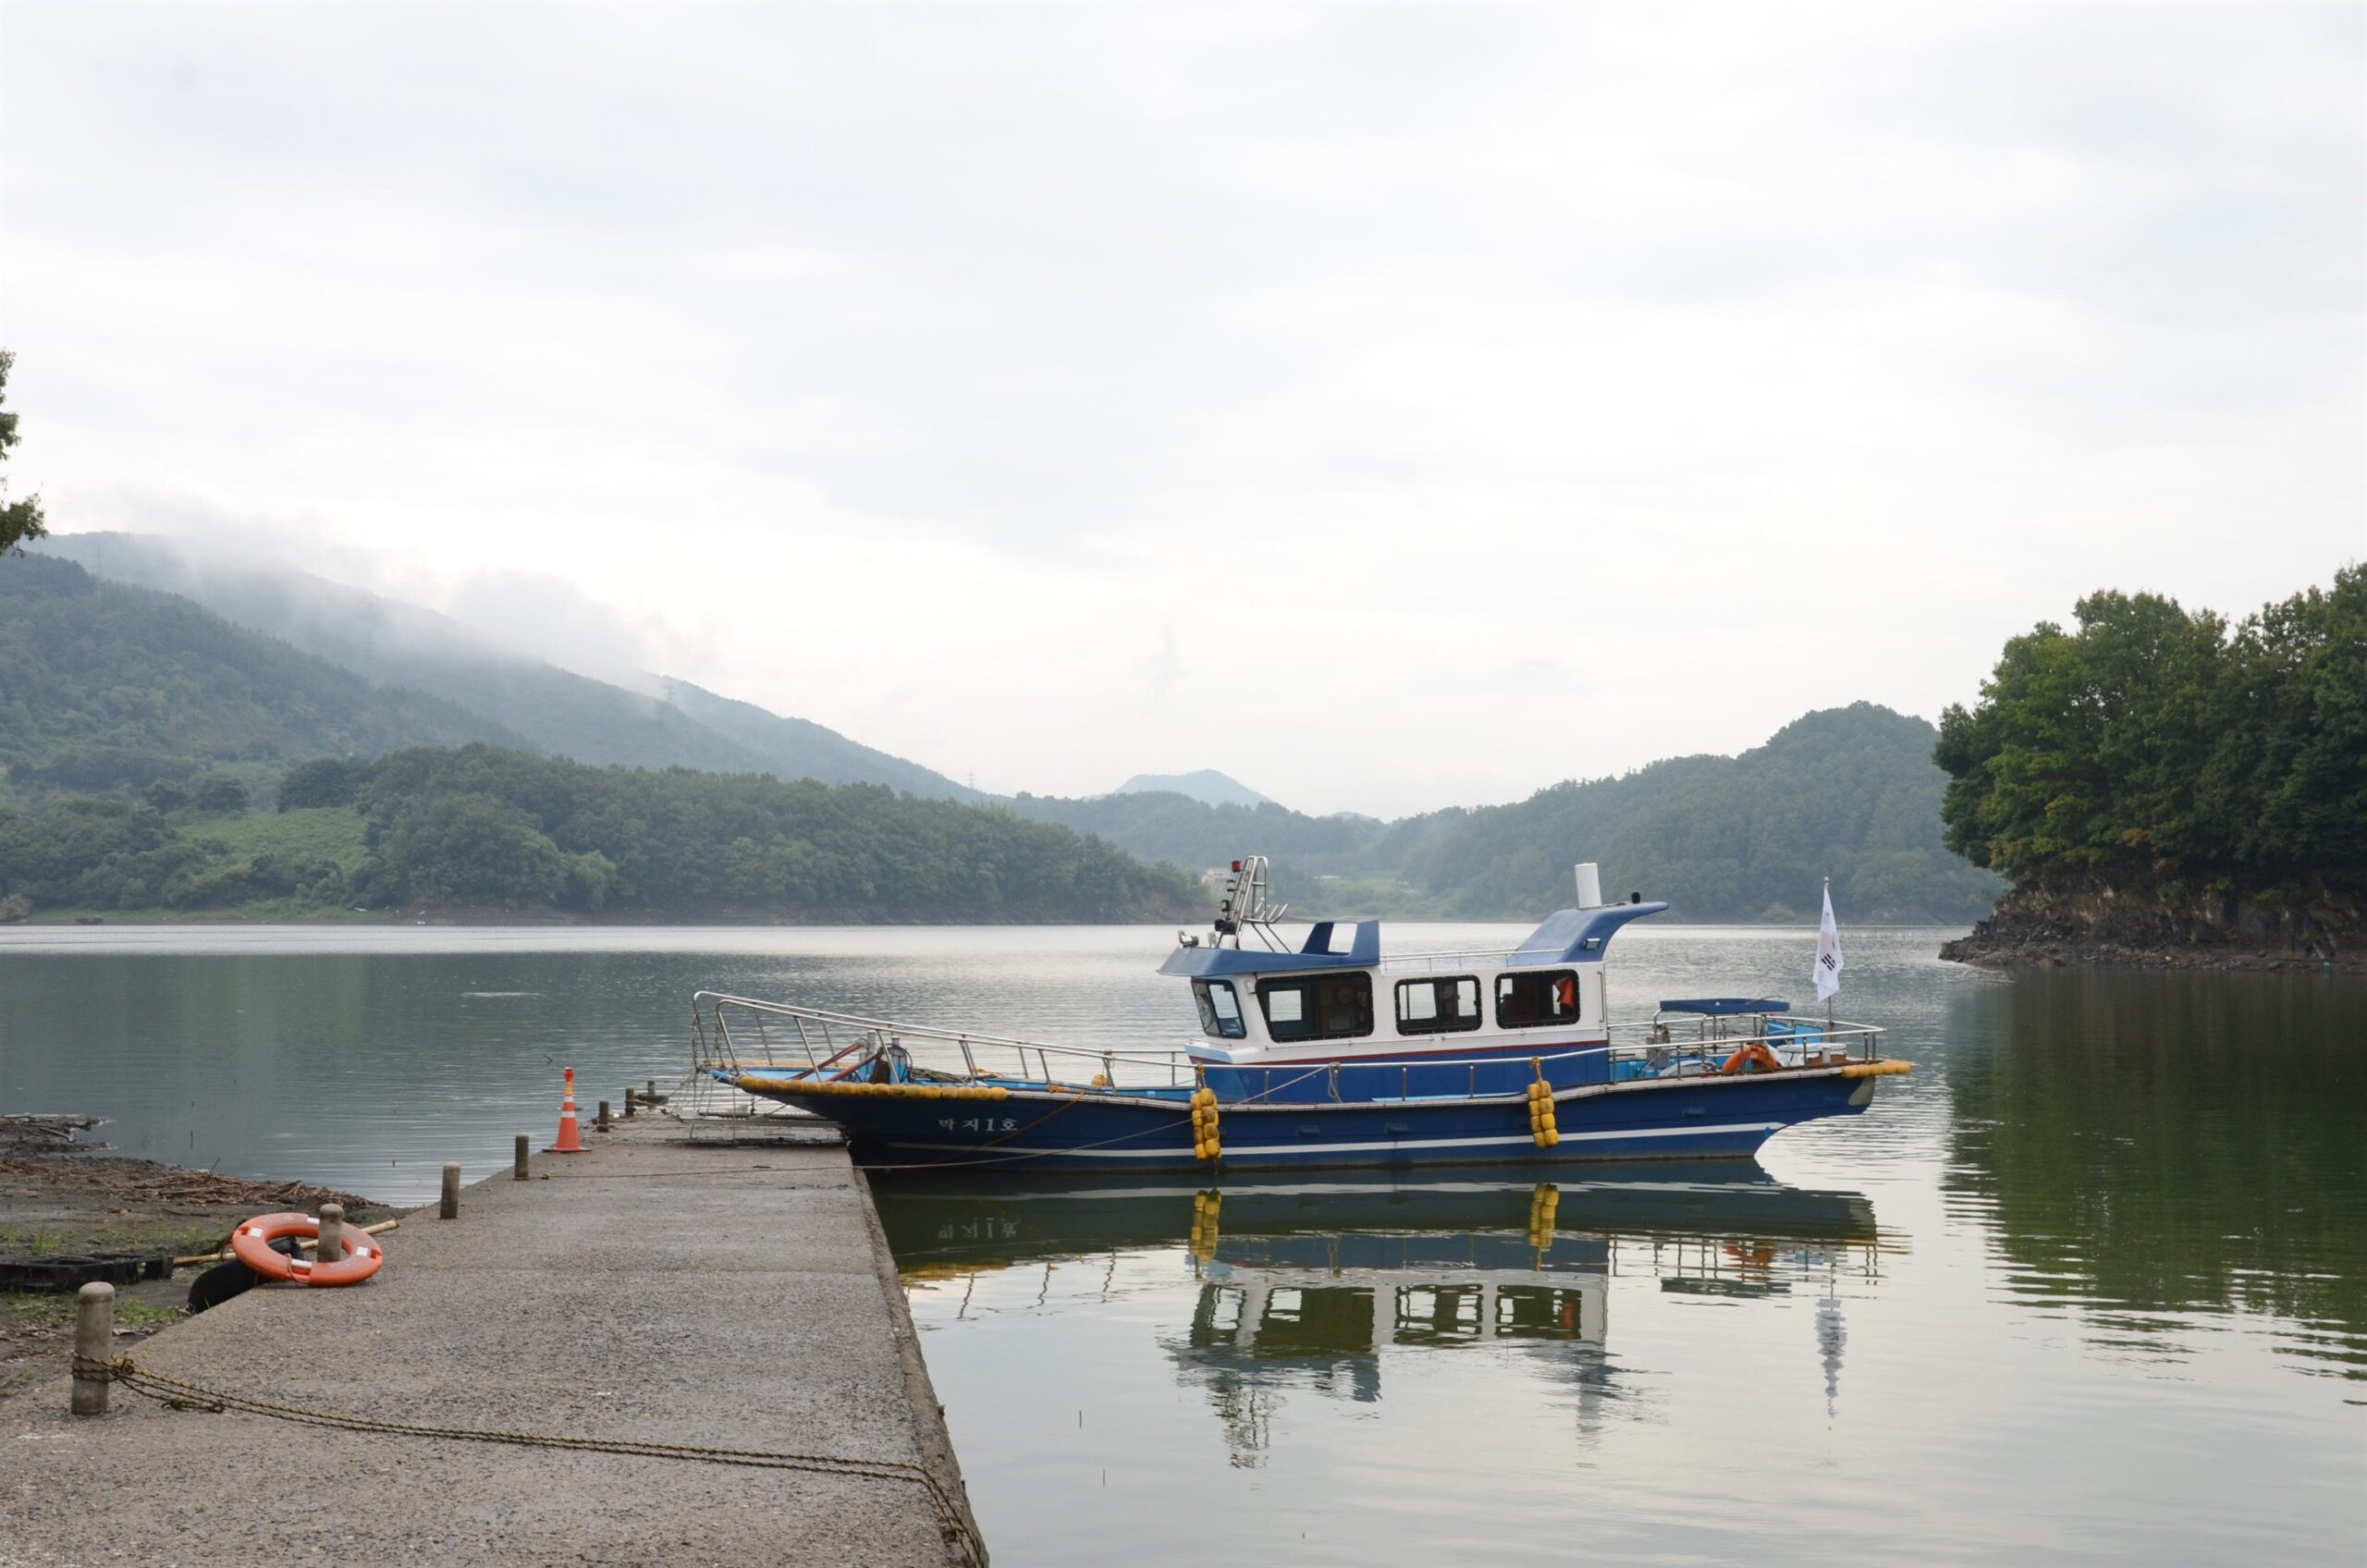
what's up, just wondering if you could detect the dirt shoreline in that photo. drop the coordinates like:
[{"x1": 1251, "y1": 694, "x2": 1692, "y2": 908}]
[{"x1": 0, "y1": 1131, "x2": 393, "y2": 1405}]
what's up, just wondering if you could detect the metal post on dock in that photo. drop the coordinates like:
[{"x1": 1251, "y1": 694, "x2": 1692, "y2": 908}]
[
  {"x1": 317, "y1": 1203, "x2": 345, "y2": 1265},
  {"x1": 514, "y1": 1133, "x2": 530, "y2": 1181},
  {"x1": 596, "y1": 1099, "x2": 611, "y2": 1132},
  {"x1": 440, "y1": 1161, "x2": 461, "y2": 1219},
  {"x1": 69, "y1": 1282, "x2": 113, "y2": 1415}
]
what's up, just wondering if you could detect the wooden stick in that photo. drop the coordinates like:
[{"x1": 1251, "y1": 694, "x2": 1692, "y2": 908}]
[{"x1": 440, "y1": 1161, "x2": 461, "y2": 1219}]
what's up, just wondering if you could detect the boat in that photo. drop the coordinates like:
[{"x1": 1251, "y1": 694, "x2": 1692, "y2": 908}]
[{"x1": 693, "y1": 855, "x2": 1909, "y2": 1171}]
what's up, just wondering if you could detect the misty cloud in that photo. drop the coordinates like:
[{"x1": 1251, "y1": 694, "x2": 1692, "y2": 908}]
[{"x1": 3, "y1": 2, "x2": 2358, "y2": 815}]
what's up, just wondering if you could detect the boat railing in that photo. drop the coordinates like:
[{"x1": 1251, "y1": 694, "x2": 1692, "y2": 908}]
[
  {"x1": 1610, "y1": 1014, "x2": 1884, "y2": 1056},
  {"x1": 691, "y1": 991, "x2": 1198, "y2": 1090},
  {"x1": 1374, "y1": 946, "x2": 1527, "y2": 975},
  {"x1": 1203, "y1": 1018, "x2": 1886, "y2": 1105}
]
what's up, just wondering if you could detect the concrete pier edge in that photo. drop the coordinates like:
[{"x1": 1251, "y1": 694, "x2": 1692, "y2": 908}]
[
  {"x1": 0, "y1": 1117, "x2": 984, "y2": 1567},
  {"x1": 852, "y1": 1164, "x2": 986, "y2": 1551}
]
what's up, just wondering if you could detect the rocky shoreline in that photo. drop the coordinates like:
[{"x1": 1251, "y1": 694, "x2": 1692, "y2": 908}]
[
  {"x1": 1938, "y1": 929, "x2": 2358, "y2": 973},
  {"x1": 1941, "y1": 876, "x2": 2363, "y2": 974}
]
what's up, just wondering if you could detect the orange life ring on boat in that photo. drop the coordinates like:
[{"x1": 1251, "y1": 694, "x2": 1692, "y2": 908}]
[
  {"x1": 1719, "y1": 1042, "x2": 1783, "y2": 1075},
  {"x1": 230, "y1": 1211, "x2": 385, "y2": 1288}
]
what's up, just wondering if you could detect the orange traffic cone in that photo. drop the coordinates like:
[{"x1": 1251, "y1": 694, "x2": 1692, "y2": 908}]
[{"x1": 546, "y1": 1067, "x2": 587, "y2": 1154}]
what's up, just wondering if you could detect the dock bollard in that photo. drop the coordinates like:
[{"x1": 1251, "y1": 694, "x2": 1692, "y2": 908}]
[
  {"x1": 440, "y1": 1161, "x2": 461, "y2": 1219},
  {"x1": 514, "y1": 1133, "x2": 530, "y2": 1181},
  {"x1": 317, "y1": 1202, "x2": 345, "y2": 1264},
  {"x1": 69, "y1": 1282, "x2": 114, "y2": 1415},
  {"x1": 597, "y1": 1099, "x2": 611, "y2": 1132}
]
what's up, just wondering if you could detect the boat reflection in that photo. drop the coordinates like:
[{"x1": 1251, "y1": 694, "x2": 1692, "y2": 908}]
[{"x1": 874, "y1": 1163, "x2": 1891, "y2": 1462}]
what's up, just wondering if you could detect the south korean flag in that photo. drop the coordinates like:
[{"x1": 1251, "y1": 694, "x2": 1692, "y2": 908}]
[{"x1": 1814, "y1": 882, "x2": 1845, "y2": 1002}]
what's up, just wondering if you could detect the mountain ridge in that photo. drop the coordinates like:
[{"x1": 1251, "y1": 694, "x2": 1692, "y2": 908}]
[
  {"x1": 0, "y1": 553, "x2": 521, "y2": 792},
  {"x1": 32, "y1": 533, "x2": 974, "y2": 797}
]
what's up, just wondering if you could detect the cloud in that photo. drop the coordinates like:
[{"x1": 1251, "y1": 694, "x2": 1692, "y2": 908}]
[{"x1": 4, "y1": 1, "x2": 2359, "y2": 815}]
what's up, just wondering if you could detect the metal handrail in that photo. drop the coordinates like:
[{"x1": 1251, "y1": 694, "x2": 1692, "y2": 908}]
[
  {"x1": 1373, "y1": 946, "x2": 1530, "y2": 972},
  {"x1": 692, "y1": 990, "x2": 1197, "y2": 1089}
]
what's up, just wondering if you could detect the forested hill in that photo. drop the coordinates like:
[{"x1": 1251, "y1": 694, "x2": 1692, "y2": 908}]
[
  {"x1": 33, "y1": 533, "x2": 975, "y2": 797},
  {"x1": 1935, "y1": 569, "x2": 2364, "y2": 964},
  {"x1": 0, "y1": 744, "x2": 1193, "y2": 923},
  {"x1": 1010, "y1": 704, "x2": 2002, "y2": 922},
  {"x1": 0, "y1": 554, "x2": 517, "y2": 790},
  {"x1": 3, "y1": 537, "x2": 2000, "y2": 925},
  {"x1": 1402, "y1": 704, "x2": 2001, "y2": 921}
]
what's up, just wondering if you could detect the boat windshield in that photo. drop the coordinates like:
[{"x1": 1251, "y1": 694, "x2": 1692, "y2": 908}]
[{"x1": 1193, "y1": 979, "x2": 1246, "y2": 1039}]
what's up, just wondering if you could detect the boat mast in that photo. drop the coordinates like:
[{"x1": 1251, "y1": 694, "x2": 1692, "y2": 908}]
[{"x1": 1213, "y1": 855, "x2": 1288, "y2": 951}]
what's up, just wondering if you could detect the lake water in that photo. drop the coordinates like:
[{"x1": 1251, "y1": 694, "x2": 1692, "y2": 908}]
[{"x1": 1, "y1": 923, "x2": 2360, "y2": 1563}]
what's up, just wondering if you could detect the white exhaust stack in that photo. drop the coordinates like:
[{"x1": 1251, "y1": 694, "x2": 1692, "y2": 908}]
[{"x1": 1573, "y1": 863, "x2": 1604, "y2": 909}]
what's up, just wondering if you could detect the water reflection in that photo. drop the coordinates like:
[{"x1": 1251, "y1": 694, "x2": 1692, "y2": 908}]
[
  {"x1": 1942, "y1": 967, "x2": 2367, "y2": 1380},
  {"x1": 876, "y1": 1165, "x2": 1889, "y2": 1462}
]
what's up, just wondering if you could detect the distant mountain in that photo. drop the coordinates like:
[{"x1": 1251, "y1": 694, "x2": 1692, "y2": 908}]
[
  {"x1": 0, "y1": 554, "x2": 517, "y2": 792},
  {"x1": 1114, "y1": 769, "x2": 1275, "y2": 809},
  {"x1": 656, "y1": 678, "x2": 977, "y2": 802},
  {"x1": 1006, "y1": 790, "x2": 1366, "y2": 877},
  {"x1": 34, "y1": 534, "x2": 970, "y2": 796},
  {"x1": 1021, "y1": 705, "x2": 2002, "y2": 923},
  {"x1": 1392, "y1": 704, "x2": 2000, "y2": 921}
]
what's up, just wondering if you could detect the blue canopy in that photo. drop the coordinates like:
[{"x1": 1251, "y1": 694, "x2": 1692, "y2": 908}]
[
  {"x1": 1502, "y1": 901, "x2": 1669, "y2": 966},
  {"x1": 1159, "y1": 919, "x2": 1381, "y2": 977},
  {"x1": 1658, "y1": 997, "x2": 1791, "y2": 1016}
]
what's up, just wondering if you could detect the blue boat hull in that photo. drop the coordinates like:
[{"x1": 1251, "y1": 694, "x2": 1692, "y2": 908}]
[{"x1": 725, "y1": 1066, "x2": 1888, "y2": 1173}]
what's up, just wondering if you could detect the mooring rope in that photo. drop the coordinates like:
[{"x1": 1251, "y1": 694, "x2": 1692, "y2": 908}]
[{"x1": 75, "y1": 1354, "x2": 987, "y2": 1568}]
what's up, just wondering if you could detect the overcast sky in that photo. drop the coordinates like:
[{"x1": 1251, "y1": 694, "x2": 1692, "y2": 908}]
[{"x1": 4, "y1": 3, "x2": 2361, "y2": 816}]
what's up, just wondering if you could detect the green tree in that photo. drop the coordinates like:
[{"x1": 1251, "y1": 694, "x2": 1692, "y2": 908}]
[
  {"x1": 1935, "y1": 570, "x2": 2365, "y2": 896},
  {"x1": 277, "y1": 756, "x2": 372, "y2": 811},
  {"x1": 191, "y1": 775, "x2": 252, "y2": 815},
  {"x1": 0, "y1": 350, "x2": 47, "y2": 556}
]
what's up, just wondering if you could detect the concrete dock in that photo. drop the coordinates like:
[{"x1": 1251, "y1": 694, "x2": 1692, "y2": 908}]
[{"x1": 1, "y1": 1118, "x2": 982, "y2": 1566}]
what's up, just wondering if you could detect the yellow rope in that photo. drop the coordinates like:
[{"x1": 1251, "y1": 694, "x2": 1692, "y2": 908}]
[
  {"x1": 734, "y1": 1075, "x2": 1010, "y2": 1102},
  {"x1": 75, "y1": 1354, "x2": 986, "y2": 1568}
]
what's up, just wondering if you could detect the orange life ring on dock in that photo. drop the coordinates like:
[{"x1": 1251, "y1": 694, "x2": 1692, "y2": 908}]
[
  {"x1": 230, "y1": 1211, "x2": 385, "y2": 1288},
  {"x1": 1719, "y1": 1042, "x2": 1783, "y2": 1075}
]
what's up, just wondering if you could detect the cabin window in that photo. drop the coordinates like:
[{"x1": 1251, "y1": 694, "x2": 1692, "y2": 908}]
[
  {"x1": 1193, "y1": 980, "x2": 1246, "y2": 1040},
  {"x1": 1396, "y1": 976, "x2": 1482, "y2": 1035},
  {"x1": 1496, "y1": 969, "x2": 1583, "y2": 1029},
  {"x1": 1257, "y1": 973, "x2": 1374, "y2": 1042}
]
